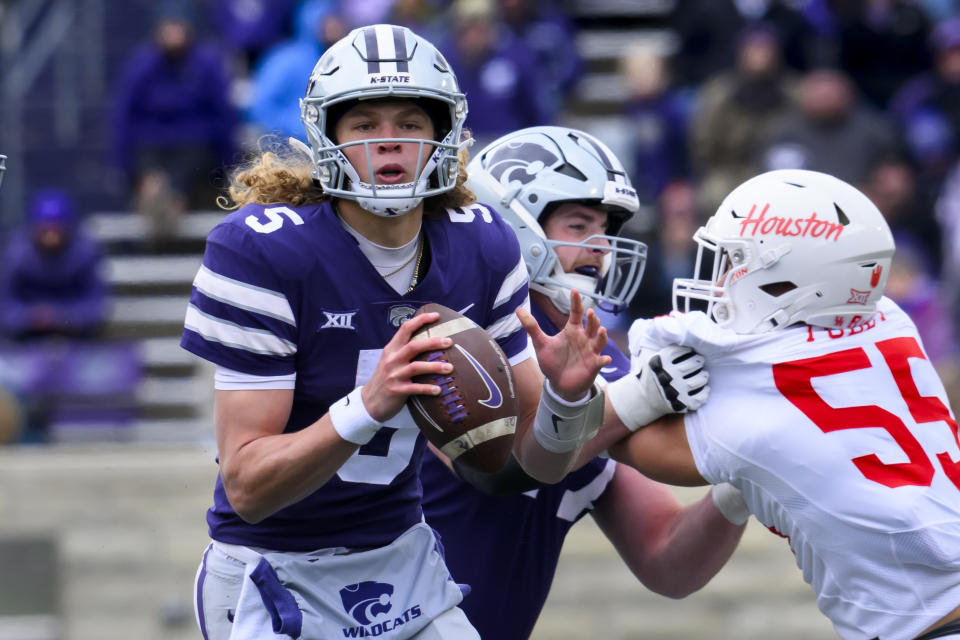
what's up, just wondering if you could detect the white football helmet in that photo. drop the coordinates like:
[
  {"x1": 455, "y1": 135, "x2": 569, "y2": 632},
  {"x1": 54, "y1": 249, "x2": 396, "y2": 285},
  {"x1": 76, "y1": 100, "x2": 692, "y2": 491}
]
[
  {"x1": 467, "y1": 126, "x2": 647, "y2": 313},
  {"x1": 674, "y1": 169, "x2": 895, "y2": 333},
  {"x1": 300, "y1": 24, "x2": 468, "y2": 216}
]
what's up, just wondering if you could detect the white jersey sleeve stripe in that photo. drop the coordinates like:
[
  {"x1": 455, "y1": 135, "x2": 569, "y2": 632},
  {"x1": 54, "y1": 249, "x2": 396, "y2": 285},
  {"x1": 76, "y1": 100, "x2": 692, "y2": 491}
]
[
  {"x1": 485, "y1": 296, "x2": 528, "y2": 341},
  {"x1": 508, "y1": 341, "x2": 534, "y2": 366},
  {"x1": 185, "y1": 304, "x2": 297, "y2": 356},
  {"x1": 493, "y1": 257, "x2": 529, "y2": 309},
  {"x1": 194, "y1": 264, "x2": 296, "y2": 326},
  {"x1": 214, "y1": 366, "x2": 297, "y2": 390}
]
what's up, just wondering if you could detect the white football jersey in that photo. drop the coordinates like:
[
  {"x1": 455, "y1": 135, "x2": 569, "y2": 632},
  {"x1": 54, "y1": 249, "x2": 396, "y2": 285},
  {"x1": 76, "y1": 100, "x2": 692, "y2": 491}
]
[{"x1": 628, "y1": 298, "x2": 960, "y2": 640}]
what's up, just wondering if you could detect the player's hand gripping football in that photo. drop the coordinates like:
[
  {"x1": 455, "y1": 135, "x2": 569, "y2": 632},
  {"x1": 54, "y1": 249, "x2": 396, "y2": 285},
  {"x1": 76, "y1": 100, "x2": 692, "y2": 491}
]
[
  {"x1": 517, "y1": 289, "x2": 612, "y2": 402},
  {"x1": 361, "y1": 311, "x2": 453, "y2": 423}
]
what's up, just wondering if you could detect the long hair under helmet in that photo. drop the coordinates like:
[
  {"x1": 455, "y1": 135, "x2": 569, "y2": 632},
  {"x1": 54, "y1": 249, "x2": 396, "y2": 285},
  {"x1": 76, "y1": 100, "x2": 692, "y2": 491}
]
[
  {"x1": 300, "y1": 24, "x2": 469, "y2": 216},
  {"x1": 467, "y1": 126, "x2": 647, "y2": 314}
]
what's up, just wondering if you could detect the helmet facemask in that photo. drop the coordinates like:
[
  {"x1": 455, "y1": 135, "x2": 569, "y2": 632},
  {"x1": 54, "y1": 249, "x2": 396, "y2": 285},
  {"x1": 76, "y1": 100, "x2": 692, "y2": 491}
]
[{"x1": 535, "y1": 233, "x2": 647, "y2": 313}]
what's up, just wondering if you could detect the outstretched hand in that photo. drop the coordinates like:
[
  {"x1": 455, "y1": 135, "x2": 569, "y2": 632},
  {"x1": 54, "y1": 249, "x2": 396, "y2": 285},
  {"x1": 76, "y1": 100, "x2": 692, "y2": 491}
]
[{"x1": 517, "y1": 289, "x2": 611, "y2": 402}]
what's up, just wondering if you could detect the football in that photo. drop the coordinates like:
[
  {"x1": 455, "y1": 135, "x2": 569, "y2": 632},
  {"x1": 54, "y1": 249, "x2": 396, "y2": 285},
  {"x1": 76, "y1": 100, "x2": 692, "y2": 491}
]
[{"x1": 407, "y1": 303, "x2": 519, "y2": 473}]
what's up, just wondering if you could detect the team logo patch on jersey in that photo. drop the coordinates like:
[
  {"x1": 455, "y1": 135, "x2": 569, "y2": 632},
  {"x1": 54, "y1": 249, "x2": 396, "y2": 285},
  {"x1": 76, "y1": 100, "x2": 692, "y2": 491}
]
[
  {"x1": 389, "y1": 305, "x2": 417, "y2": 327},
  {"x1": 847, "y1": 288, "x2": 870, "y2": 304},
  {"x1": 339, "y1": 580, "x2": 423, "y2": 637},
  {"x1": 320, "y1": 310, "x2": 358, "y2": 330}
]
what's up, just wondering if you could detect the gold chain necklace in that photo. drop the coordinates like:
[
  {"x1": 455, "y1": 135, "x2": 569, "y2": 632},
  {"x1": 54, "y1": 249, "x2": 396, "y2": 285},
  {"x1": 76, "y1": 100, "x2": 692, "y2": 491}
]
[
  {"x1": 381, "y1": 236, "x2": 421, "y2": 279},
  {"x1": 406, "y1": 235, "x2": 425, "y2": 293}
]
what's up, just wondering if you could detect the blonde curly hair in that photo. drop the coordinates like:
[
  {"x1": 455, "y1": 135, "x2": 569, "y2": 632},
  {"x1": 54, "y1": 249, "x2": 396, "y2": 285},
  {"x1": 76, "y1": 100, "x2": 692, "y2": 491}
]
[{"x1": 218, "y1": 137, "x2": 475, "y2": 218}]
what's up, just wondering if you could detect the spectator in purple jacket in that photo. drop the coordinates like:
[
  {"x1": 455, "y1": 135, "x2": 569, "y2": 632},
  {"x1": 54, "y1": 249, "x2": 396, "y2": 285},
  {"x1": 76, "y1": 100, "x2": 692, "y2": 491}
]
[
  {"x1": 438, "y1": 0, "x2": 549, "y2": 151},
  {"x1": 209, "y1": 0, "x2": 298, "y2": 71},
  {"x1": 499, "y1": 0, "x2": 583, "y2": 121},
  {"x1": 0, "y1": 189, "x2": 108, "y2": 340},
  {"x1": 621, "y1": 44, "x2": 691, "y2": 204},
  {"x1": 110, "y1": 4, "x2": 239, "y2": 245}
]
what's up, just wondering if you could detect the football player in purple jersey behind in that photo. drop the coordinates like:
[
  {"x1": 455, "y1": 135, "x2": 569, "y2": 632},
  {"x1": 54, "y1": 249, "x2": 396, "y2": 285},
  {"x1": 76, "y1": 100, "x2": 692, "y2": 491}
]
[
  {"x1": 421, "y1": 126, "x2": 749, "y2": 639},
  {"x1": 181, "y1": 25, "x2": 692, "y2": 640}
]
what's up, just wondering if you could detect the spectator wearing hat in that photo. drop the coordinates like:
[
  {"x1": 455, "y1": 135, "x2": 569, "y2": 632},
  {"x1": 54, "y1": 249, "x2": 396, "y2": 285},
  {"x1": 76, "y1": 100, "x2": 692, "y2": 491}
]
[{"x1": 0, "y1": 189, "x2": 108, "y2": 340}]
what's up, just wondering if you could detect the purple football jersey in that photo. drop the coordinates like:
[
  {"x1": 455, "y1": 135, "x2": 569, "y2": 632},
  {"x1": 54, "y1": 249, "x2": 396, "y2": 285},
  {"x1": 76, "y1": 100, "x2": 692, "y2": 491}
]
[
  {"x1": 420, "y1": 302, "x2": 629, "y2": 639},
  {"x1": 181, "y1": 201, "x2": 530, "y2": 551}
]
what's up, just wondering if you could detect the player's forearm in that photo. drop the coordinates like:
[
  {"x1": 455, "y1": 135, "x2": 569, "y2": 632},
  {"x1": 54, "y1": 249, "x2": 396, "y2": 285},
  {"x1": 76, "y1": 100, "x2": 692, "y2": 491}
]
[
  {"x1": 514, "y1": 376, "x2": 605, "y2": 483},
  {"x1": 568, "y1": 397, "x2": 633, "y2": 468},
  {"x1": 513, "y1": 421, "x2": 580, "y2": 483},
  {"x1": 220, "y1": 416, "x2": 358, "y2": 524},
  {"x1": 632, "y1": 495, "x2": 745, "y2": 598}
]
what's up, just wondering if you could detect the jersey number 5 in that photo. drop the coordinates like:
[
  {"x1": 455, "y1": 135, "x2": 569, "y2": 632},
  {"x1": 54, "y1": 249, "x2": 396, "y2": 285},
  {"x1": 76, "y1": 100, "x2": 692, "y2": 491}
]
[{"x1": 773, "y1": 337, "x2": 960, "y2": 490}]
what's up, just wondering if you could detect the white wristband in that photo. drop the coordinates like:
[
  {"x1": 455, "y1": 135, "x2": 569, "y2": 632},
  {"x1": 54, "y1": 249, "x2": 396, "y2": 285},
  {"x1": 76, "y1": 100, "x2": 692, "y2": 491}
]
[
  {"x1": 328, "y1": 386, "x2": 382, "y2": 445},
  {"x1": 532, "y1": 380, "x2": 603, "y2": 453},
  {"x1": 711, "y1": 482, "x2": 750, "y2": 525},
  {"x1": 606, "y1": 369, "x2": 667, "y2": 432}
]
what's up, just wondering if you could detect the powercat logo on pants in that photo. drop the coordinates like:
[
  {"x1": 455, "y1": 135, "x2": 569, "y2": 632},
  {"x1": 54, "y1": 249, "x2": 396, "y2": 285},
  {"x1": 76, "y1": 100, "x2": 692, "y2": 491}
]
[{"x1": 339, "y1": 581, "x2": 422, "y2": 637}]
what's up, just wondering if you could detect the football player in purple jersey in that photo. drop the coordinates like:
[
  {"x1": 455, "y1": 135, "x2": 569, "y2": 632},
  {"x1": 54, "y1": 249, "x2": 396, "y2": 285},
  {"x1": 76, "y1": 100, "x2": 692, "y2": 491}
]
[
  {"x1": 182, "y1": 25, "x2": 651, "y2": 640},
  {"x1": 421, "y1": 126, "x2": 748, "y2": 640}
]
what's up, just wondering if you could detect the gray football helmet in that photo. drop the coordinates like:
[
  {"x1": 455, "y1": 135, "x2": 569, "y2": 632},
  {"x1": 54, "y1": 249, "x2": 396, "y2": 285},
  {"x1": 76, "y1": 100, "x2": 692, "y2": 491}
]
[
  {"x1": 300, "y1": 24, "x2": 468, "y2": 216},
  {"x1": 467, "y1": 126, "x2": 647, "y2": 313},
  {"x1": 0, "y1": 155, "x2": 6, "y2": 188}
]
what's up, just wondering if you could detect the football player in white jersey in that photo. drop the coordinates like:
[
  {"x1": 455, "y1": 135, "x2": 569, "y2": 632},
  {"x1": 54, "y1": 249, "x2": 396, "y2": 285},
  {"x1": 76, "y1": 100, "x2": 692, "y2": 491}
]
[
  {"x1": 605, "y1": 169, "x2": 960, "y2": 640},
  {"x1": 182, "y1": 25, "x2": 695, "y2": 640}
]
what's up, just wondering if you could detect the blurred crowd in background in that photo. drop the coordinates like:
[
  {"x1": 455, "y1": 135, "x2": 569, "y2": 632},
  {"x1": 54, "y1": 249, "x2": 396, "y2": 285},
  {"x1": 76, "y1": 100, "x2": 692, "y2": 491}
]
[{"x1": 0, "y1": 0, "x2": 958, "y2": 444}]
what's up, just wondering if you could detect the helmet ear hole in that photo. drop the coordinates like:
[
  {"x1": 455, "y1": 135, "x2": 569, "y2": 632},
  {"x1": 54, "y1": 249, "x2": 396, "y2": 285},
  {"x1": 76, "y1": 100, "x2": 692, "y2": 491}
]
[
  {"x1": 554, "y1": 163, "x2": 588, "y2": 181},
  {"x1": 759, "y1": 281, "x2": 798, "y2": 297}
]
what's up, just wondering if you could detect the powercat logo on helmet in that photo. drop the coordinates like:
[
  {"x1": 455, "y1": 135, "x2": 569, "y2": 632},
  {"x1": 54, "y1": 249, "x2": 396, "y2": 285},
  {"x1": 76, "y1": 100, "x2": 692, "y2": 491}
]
[
  {"x1": 485, "y1": 141, "x2": 559, "y2": 187},
  {"x1": 736, "y1": 203, "x2": 844, "y2": 241}
]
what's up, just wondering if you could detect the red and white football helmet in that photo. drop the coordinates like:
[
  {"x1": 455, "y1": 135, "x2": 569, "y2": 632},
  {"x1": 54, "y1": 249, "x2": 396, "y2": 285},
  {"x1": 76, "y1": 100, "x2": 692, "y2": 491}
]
[{"x1": 674, "y1": 169, "x2": 895, "y2": 333}]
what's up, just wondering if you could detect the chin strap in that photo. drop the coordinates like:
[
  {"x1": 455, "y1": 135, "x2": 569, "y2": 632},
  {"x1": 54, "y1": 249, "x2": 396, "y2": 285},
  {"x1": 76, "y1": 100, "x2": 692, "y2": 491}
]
[
  {"x1": 532, "y1": 271, "x2": 599, "y2": 315},
  {"x1": 354, "y1": 175, "x2": 431, "y2": 216}
]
